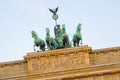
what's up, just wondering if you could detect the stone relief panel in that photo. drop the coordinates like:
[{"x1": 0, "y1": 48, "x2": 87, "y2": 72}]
[
  {"x1": 31, "y1": 58, "x2": 51, "y2": 71},
  {"x1": 53, "y1": 54, "x2": 85, "y2": 68},
  {"x1": 29, "y1": 52, "x2": 89, "y2": 73}
]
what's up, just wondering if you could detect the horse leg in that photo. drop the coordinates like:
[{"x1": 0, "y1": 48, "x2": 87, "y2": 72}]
[
  {"x1": 49, "y1": 42, "x2": 53, "y2": 50},
  {"x1": 80, "y1": 39, "x2": 82, "y2": 45},
  {"x1": 42, "y1": 47, "x2": 45, "y2": 51},
  {"x1": 63, "y1": 40, "x2": 65, "y2": 48},
  {"x1": 65, "y1": 41, "x2": 69, "y2": 48},
  {"x1": 69, "y1": 41, "x2": 72, "y2": 47},
  {"x1": 63, "y1": 38, "x2": 68, "y2": 48},
  {"x1": 40, "y1": 46, "x2": 44, "y2": 51},
  {"x1": 67, "y1": 40, "x2": 70, "y2": 47},
  {"x1": 54, "y1": 40, "x2": 58, "y2": 49},
  {"x1": 73, "y1": 41, "x2": 76, "y2": 47},
  {"x1": 77, "y1": 40, "x2": 80, "y2": 46},
  {"x1": 52, "y1": 42, "x2": 56, "y2": 49},
  {"x1": 65, "y1": 36, "x2": 70, "y2": 48},
  {"x1": 49, "y1": 41, "x2": 54, "y2": 50},
  {"x1": 42, "y1": 43, "x2": 45, "y2": 51},
  {"x1": 33, "y1": 44, "x2": 36, "y2": 51}
]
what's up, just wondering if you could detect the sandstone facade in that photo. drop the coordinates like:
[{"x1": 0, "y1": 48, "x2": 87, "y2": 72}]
[{"x1": 0, "y1": 45, "x2": 120, "y2": 80}]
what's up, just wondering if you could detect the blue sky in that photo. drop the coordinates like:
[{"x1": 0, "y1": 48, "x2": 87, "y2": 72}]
[{"x1": 0, "y1": 0, "x2": 120, "y2": 62}]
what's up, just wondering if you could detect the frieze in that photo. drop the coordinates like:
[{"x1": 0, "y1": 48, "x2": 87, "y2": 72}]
[
  {"x1": 29, "y1": 53, "x2": 88, "y2": 73},
  {"x1": 53, "y1": 54, "x2": 85, "y2": 68},
  {"x1": 0, "y1": 60, "x2": 27, "y2": 68},
  {"x1": 31, "y1": 59, "x2": 51, "y2": 71}
]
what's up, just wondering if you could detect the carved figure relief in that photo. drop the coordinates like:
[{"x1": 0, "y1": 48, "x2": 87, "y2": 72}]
[{"x1": 31, "y1": 53, "x2": 87, "y2": 71}]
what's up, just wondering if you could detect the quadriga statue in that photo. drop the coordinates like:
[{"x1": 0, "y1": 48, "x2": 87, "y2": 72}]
[{"x1": 31, "y1": 7, "x2": 82, "y2": 52}]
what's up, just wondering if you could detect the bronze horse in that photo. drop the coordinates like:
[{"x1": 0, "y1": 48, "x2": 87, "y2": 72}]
[
  {"x1": 31, "y1": 31, "x2": 45, "y2": 51},
  {"x1": 72, "y1": 23, "x2": 82, "y2": 46},
  {"x1": 45, "y1": 28, "x2": 58, "y2": 50}
]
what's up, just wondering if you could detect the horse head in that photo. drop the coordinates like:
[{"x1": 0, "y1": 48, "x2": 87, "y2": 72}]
[
  {"x1": 76, "y1": 23, "x2": 81, "y2": 33},
  {"x1": 62, "y1": 24, "x2": 66, "y2": 34},
  {"x1": 31, "y1": 31, "x2": 37, "y2": 39},
  {"x1": 46, "y1": 28, "x2": 50, "y2": 37}
]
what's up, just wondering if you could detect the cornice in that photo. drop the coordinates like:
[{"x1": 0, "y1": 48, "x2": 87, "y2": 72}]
[
  {"x1": 92, "y1": 46, "x2": 120, "y2": 54},
  {"x1": 1, "y1": 62, "x2": 120, "y2": 80},
  {"x1": 24, "y1": 45, "x2": 92, "y2": 60},
  {"x1": 0, "y1": 60, "x2": 27, "y2": 68}
]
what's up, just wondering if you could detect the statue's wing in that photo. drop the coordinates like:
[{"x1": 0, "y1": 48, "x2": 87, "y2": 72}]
[
  {"x1": 49, "y1": 8, "x2": 54, "y2": 14},
  {"x1": 55, "y1": 7, "x2": 58, "y2": 12}
]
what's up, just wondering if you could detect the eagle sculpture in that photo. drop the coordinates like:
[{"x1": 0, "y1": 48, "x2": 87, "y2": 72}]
[{"x1": 49, "y1": 7, "x2": 58, "y2": 15}]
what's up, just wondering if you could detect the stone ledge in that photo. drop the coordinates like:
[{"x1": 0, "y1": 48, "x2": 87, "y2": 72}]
[
  {"x1": 24, "y1": 45, "x2": 91, "y2": 60},
  {"x1": 92, "y1": 46, "x2": 120, "y2": 54},
  {"x1": 1, "y1": 62, "x2": 120, "y2": 80}
]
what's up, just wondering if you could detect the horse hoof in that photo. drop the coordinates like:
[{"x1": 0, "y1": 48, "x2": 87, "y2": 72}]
[{"x1": 37, "y1": 50, "x2": 40, "y2": 52}]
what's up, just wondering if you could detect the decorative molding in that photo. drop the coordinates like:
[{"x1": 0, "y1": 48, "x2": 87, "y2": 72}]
[
  {"x1": 24, "y1": 45, "x2": 92, "y2": 61},
  {"x1": 0, "y1": 60, "x2": 27, "y2": 68},
  {"x1": 92, "y1": 46, "x2": 120, "y2": 54}
]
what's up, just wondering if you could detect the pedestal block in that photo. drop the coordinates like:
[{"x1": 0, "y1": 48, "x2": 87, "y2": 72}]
[{"x1": 24, "y1": 45, "x2": 92, "y2": 74}]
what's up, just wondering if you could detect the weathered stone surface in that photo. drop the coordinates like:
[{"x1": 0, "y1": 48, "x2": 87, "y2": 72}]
[
  {"x1": 0, "y1": 60, "x2": 27, "y2": 78},
  {"x1": 90, "y1": 46, "x2": 120, "y2": 65},
  {"x1": 25, "y1": 45, "x2": 91, "y2": 74},
  {"x1": 1, "y1": 62, "x2": 120, "y2": 80},
  {"x1": 0, "y1": 45, "x2": 120, "y2": 80}
]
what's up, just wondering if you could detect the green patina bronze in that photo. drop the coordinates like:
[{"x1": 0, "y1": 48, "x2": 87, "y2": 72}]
[
  {"x1": 72, "y1": 23, "x2": 82, "y2": 46},
  {"x1": 54, "y1": 24, "x2": 63, "y2": 48},
  {"x1": 61, "y1": 24, "x2": 71, "y2": 48},
  {"x1": 54, "y1": 24, "x2": 62, "y2": 38},
  {"x1": 31, "y1": 31, "x2": 45, "y2": 51},
  {"x1": 31, "y1": 7, "x2": 82, "y2": 51},
  {"x1": 45, "y1": 28, "x2": 58, "y2": 50}
]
